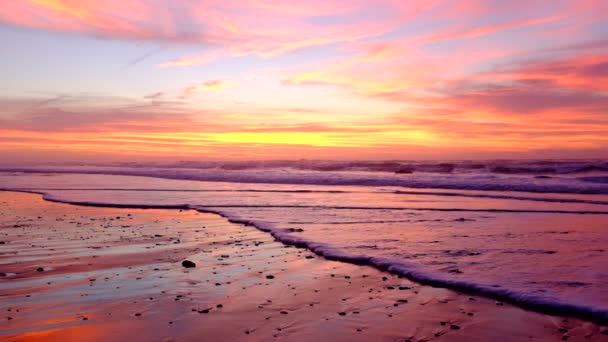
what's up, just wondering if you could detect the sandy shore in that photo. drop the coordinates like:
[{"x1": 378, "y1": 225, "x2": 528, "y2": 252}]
[{"x1": 1, "y1": 191, "x2": 606, "y2": 341}]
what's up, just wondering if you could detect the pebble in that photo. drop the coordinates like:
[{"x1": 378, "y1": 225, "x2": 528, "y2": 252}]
[{"x1": 181, "y1": 260, "x2": 196, "y2": 268}]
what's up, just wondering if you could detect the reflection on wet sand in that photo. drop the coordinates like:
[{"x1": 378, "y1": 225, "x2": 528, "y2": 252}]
[{"x1": 1, "y1": 192, "x2": 606, "y2": 341}]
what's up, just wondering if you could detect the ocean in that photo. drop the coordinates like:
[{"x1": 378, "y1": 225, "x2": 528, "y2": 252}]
[{"x1": 1, "y1": 159, "x2": 607, "y2": 323}]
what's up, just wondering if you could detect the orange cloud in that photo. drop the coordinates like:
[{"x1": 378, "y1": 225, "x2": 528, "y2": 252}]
[
  {"x1": 1, "y1": 1, "x2": 607, "y2": 162},
  {"x1": 184, "y1": 80, "x2": 238, "y2": 94},
  {"x1": 158, "y1": 50, "x2": 225, "y2": 68},
  {"x1": 478, "y1": 54, "x2": 608, "y2": 91},
  {"x1": 2, "y1": 90, "x2": 607, "y2": 162}
]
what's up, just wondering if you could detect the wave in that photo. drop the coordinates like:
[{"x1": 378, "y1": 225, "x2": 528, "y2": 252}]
[
  {"x1": 3, "y1": 166, "x2": 608, "y2": 194},
  {"x1": 224, "y1": 209, "x2": 608, "y2": 325},
  {"x1": 186, "y1": 204, "x2": 608, "y2": 215},
  {"x1": 4, "y1": 188, "x2": 607, "y2": 325},
  {"x1": 125, "y1": 159, "x2": 608, "y2": 174},
  {"x1": 14, "y1": 159, "x2": 608, "y2": 175},
  {"x1": 579, "y1": 176, "x2": 608, "y2": 184},
  {"x1": 6, "y1": 188, "x2": 608, "y2": 214},
  {"x1": 394, "y1": 190, "x2": 608, "y2": 205},
  {"x1": 11, "y1": 187, "x2": 608, "y2": 205}
]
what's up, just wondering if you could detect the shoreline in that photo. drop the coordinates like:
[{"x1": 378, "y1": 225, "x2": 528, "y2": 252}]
[
  {"x1": 3, "y1": 189, "x2": 607, "y2": 325},
  {"x1": 1, "y1": 191, "x2": 606, "y2": 341}
]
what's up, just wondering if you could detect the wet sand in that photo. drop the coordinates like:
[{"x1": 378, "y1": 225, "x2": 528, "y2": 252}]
[{"x1": 1, "y1": 191, "x2": 606, "y2": 341}]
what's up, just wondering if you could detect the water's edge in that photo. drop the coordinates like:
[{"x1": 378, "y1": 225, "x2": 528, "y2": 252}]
[{"x1": 3, "y1": 189, "x2": 606, "y2": 326}]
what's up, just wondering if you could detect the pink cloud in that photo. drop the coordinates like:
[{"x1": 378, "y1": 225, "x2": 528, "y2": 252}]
[
  {"x1": 423, "y1": 15, "x2": 562, "y2": 45},
  {"x1": 0, "y1": 0, "x2": 421, "y2": 67},
  {"x1": 1, "y1": 1, "x2": 607, "y2": 160}
]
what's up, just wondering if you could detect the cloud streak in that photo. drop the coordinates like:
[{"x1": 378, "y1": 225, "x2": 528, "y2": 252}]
[
  {"x1": 0, "y1": 0, "x2": 413, "y2": 66},
  {"x1": 0, "y1": 1, "x2": 606, "y2": 161}
]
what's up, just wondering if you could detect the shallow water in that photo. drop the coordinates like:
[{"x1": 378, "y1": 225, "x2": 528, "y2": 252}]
[{"x1": 1, "y1": 169, "x2": 607, "y2": 323}]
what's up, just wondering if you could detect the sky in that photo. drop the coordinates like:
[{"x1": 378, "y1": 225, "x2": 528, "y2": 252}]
[{"x1": 0, "y1": 0, "x2": 607, "y2": 163}]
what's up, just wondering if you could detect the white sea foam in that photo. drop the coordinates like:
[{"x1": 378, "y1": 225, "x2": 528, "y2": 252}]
[{"x1": 2, "y1": 164, "x2": 608, "y2": 194}]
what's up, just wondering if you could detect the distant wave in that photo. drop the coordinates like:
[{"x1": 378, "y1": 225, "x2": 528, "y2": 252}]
[
  {"x1": 4, "y1": 188, "x2": 607, "y2": 325},
  {"x1": 394, "y1": 190, "x2": 608, "y2": 205},
  {"x1": 117, "y1": 159, "x2": 608, "y2": 175},
  {"x1": 579, "y1": 176, "x2": 608, "y2": 184},
  {"x1": 3, "y1": 166, "x2": 608, "y2": 194}
]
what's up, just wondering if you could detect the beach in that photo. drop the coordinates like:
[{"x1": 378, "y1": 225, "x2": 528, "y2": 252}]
[
  {"x1": 2, "y1": 1, "x2": 607, "y2": 340},
  {"x1": 1, "y1": 191, "x2": 606, "y2": 341}
]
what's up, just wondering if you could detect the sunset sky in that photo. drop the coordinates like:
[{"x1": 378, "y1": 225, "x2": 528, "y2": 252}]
[{"x1": 1, "y1": 0, "x2": 607, "y2": 163}]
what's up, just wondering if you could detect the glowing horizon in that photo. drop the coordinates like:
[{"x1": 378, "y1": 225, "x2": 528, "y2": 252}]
[{"x1": 1, "y1": 0, "x2": 607, "y2": 163}]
